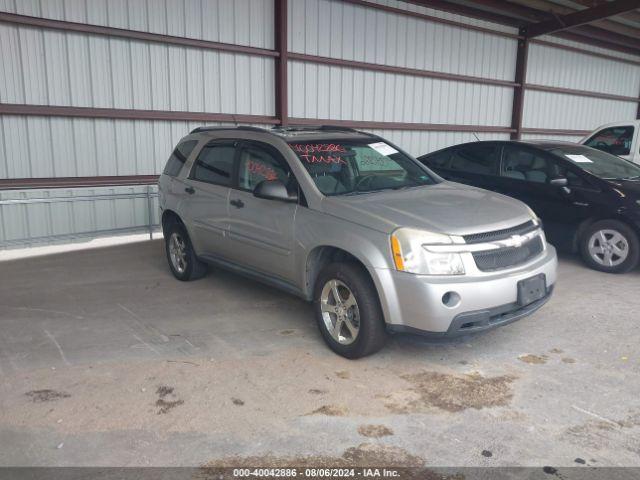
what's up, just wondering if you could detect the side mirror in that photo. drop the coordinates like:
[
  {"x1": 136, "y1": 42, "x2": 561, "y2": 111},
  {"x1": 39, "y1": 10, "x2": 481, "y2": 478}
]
[
  {"x1": 549, "y1": 177, "x2": 568, "y2": 187},
  {"x1": 253, "y1": 180, "x2": 298, "y2": 203}
]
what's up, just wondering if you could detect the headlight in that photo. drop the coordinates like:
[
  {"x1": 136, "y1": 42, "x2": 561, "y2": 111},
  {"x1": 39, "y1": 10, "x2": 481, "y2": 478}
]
[
  {"x1": 391, "y1": 228, "x2": 465, "y2": 275},
  {"x1": 524, "y1": 205, "x2": 540, "y2": 224}
]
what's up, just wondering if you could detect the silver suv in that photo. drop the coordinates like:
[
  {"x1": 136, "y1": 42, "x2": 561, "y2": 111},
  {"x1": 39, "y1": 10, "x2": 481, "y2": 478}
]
[{"x1": 158, "y1": 126, "x2": 557, "y2": 358}]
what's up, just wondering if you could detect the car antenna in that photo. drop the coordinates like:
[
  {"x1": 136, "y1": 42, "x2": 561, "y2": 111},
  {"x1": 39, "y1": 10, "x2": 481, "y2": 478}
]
[{"x1": 472, "y1": 132, "x2": 480, "y2": 141}]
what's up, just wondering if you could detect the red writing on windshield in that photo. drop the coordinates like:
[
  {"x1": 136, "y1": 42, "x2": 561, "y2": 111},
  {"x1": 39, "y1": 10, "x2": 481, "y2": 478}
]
[
  {"x1": 247, "y1": 160, "x2": 278, "y2": 181},
  {"x1": 299, "y1": 154, "x2": 347, "y2": 165},
  {"x1": 292, "y1": 143, "x2": 347, "y2": 154},
  {"x1": 292, "y1": 144, "x2": 348, "y2": 165}
]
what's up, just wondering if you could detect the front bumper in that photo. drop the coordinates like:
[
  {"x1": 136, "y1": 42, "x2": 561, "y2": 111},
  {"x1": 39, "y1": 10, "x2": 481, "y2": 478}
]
[{"x1": 374, "y1": 244, "x2": 557, "y2": 335}]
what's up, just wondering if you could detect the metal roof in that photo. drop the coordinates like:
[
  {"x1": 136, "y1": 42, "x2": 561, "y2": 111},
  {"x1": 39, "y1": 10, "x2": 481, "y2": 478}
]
[{"x1": 407, "y1": 0, "x2": 640, "y2": 57}]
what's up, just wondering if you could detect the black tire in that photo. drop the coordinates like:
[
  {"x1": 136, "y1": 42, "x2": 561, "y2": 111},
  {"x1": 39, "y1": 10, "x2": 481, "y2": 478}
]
[
  {"x1": 313, "y1": 262, "x2": 387, "y2": 359},
  {"x1": 579, "y1": 219, "x2": 640, "y2": 274},
  {"x1": 164, "y1": 221, "x2": 208, "y2": 281}
]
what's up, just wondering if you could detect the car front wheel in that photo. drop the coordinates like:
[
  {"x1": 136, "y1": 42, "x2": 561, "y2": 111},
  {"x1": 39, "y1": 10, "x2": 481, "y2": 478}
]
[
  {"x1": 313, "y1": 262, "x2": 387, "y2": 358},
  {"x1": 579, "y1": 220, "x2": 640, "y2": 274}
]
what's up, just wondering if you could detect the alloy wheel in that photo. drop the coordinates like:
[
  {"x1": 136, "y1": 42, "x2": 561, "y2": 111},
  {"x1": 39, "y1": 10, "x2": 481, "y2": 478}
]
[
  {"x1": 169, "y1": 232, "x2": 188, "y2": 274},
  {"x1": 588, "y1": 229, "x2": 629, "y2": 268},
  {"x1": 320, "y1": 279, "x2": 360, "y2": 345}
]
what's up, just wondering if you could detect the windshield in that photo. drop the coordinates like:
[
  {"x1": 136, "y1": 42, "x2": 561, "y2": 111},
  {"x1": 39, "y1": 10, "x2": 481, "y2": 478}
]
[
  {"x1": 288, "y1": 140, "x2": 438, "y2": 195},
  {"x1": 550, "y1": 146, "x2": 640, "y2": 181}
]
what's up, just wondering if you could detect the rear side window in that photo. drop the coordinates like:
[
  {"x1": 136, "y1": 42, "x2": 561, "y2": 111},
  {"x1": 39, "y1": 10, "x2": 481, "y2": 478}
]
[
  {"x1": 450, "y1": 145, "x2": 499, "y2": 175},
  {"x1": 584, "y1": 126, "x2": 633, "y2": 156},
  {"x1": 191, "y1": 144, "x2": 236, "y2": 186},
  {"x1": 501, "y1": 146, "x2": 551, "y2": 183},
  {"x1": 163, "y1": 140, "x2": 198, "y2": 177},
  {"x1": 422, "y1": 150, "x2": 451, "y2": 169}
]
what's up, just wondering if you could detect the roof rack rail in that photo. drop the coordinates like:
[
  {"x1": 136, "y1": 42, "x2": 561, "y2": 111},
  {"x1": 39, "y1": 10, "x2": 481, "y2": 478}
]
[
  {"x1": 318, "y1": 125, "x2": 358, "y2": 132},
  {"x1": 271, "y1": 124, "x2": 376, "y2": 137},
  {"x1": 189, "y1": 125, "x2": 270, "y2": 134},
  {"x1": 320, "y1": 125, "x2": 379, "y2": 138}
]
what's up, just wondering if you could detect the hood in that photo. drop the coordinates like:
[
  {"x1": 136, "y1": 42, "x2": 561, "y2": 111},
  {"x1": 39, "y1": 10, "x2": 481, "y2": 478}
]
[{"x1": 322, "y1": 182, "x2": 534, "y2": 235}]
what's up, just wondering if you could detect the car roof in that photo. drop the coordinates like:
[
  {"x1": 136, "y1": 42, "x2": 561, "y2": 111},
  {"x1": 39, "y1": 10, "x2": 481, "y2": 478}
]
[
  {"x1": 421, "y1": 139, "x2": 583, "y2": 156},
  {"x1": 189, "y1": 125, "x2": 377, "y2": 142},
  {"x1": 516, "y1": 140, "x2": 582, "y2": 150}
]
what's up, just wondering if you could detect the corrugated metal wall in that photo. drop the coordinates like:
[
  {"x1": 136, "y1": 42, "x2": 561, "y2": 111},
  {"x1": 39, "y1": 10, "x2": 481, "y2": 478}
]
[
  {"x1": 0, "y1": 0, "x2": 274, "y2": 47},
  {"x1": 0, "y1": 25, "x2": 274, "y2": 114},
  {"x1": 522, "y1": 36, "x2": 640, "y2": 137},
  {"x1": 1, "y1": 0, "x2": 640, "y2": 248},
  {"x1": 288, "y1": 0, "x2": 517, "y2": 142}
]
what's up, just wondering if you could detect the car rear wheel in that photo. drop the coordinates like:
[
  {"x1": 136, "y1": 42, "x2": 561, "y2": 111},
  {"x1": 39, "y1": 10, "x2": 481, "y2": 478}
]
[
  {"x1": 313, "y1": 262, "x2": 387, "y2": 358},
  {"x1": 164, "y1": 222, "x2": 208, "y2": 281},
  {"x1": 579, "y1": 220, "x2": 639, "y2": 274}
]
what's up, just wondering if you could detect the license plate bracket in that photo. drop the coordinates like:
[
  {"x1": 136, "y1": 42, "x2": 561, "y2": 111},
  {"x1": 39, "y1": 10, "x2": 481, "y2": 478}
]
[{"x1": 517, "y1": 274, "x2": 547, "y2": 307}]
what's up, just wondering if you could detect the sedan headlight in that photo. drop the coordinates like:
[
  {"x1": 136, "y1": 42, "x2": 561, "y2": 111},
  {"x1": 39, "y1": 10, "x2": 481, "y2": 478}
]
[{"x1": 391, "y1": 228, "x2": 465, "y2": 275}]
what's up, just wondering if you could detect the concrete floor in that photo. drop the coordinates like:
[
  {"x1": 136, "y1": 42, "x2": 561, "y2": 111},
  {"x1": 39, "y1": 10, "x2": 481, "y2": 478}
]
[{"x1": 0, "y1": 239, "x2": 638, "y2": 468}]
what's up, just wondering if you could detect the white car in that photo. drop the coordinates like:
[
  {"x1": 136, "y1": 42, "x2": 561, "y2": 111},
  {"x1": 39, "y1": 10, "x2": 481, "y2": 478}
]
[{"x1": 581, "y1": 121, "x2": 640, "y2": 164}]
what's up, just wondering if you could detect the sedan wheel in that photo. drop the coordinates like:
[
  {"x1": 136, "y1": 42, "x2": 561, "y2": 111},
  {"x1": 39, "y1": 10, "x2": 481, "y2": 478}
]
[
  {"x1": 320, "y1": 279, "x2": 360, "y2": 345},
  {"x1": 587, "y1": 229, "x2": 629, "y2": 268},
  {"x1": 580, "y1": 220, "x2": 640, "y2": 274}
]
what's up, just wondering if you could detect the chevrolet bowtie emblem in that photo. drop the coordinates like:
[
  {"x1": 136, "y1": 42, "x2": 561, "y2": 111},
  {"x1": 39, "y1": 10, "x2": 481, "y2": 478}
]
[{"x1": 510, "y1": 235, "x2": 524, "y2": 248}]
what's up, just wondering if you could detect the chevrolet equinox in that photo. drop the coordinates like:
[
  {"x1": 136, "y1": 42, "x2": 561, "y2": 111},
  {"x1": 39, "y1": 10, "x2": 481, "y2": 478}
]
[{"x1": 158, "y1": 126, "x2": 557, "y2": 358}]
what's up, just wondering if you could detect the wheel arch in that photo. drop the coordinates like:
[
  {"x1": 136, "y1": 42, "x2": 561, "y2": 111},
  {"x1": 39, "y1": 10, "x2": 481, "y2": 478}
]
[
  {"x1": 161, "y1": 209, "x2": 183, "y2": 233},
  {"x1": 304, "y1": 245, "x2": 383, "y2": 303}
]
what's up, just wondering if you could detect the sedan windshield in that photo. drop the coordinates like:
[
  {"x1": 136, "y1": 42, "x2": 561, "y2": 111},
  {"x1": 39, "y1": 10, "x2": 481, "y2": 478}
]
[
  {"x1": 288, "y1": 140, "x2": 437, "y2": 195},
  {"x1": 550, "y1": 146, "x2": 640, "y2": 181}
]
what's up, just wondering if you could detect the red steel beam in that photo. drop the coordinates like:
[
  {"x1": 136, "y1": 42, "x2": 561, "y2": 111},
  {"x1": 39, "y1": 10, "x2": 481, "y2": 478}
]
[
  {"x1": 0, "y1": 103, "x2": 514, "y2": 134},
  {"x1": 524, "y1": 0, "x2": 640, "y2": 38},
  {"x1": 0, "y1": 104, "x2": 281, "y2": 124},
  {"x1": 525, "y1": 84, "x2": 640, "y2": 103},
  {"x1": 0, "y1": 175, "x2": 159, "y2": 190},
  {"x1": 288, "y1": 117, "x2": 515, "y2": 133},
  {"x1": 520, "y1": 127, "x2": 591, "y2": 136},
  {"x1": 0, "y1": 12, "x2": 278, "y2": 58},
  {"x1": 287, "y1": 52, "x2": 519, "y2": 87},
  {"x1": 510, "y1": 33, "x2": 529, "y2": 140},
  {"x1": 274, "y1": 0, "x2": 288, "y2": 126}
]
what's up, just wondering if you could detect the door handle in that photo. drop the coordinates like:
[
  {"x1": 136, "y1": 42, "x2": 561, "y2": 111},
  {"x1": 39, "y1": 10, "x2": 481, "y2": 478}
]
[
  {"x1": 230, "y1": 199, "x2": 245, "y2": 208},
  {"x1": 185, "y1": 186, "x2": 195, "y2": 195}
]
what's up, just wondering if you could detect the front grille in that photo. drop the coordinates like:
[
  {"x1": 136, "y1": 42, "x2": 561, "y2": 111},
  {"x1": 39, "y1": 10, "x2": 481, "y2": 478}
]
[
  {"x1": 463, "y1": 220, "x2": 536, "y2": 244},
  {"x1": 472, "y1": 236, "x2": 544, "y2": 272}
]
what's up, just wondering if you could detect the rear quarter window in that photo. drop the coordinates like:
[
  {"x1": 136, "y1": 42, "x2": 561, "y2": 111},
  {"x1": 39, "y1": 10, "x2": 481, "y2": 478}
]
[
  {"x1": 450, "y1": 145, "x2": 500, "y2": 175},
  {"x1": 422, "y1": 150, "x2": 451, "y2": 169},
  {"x1": 163, "y1": 140, "x2": 198, "y2": 177}
]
